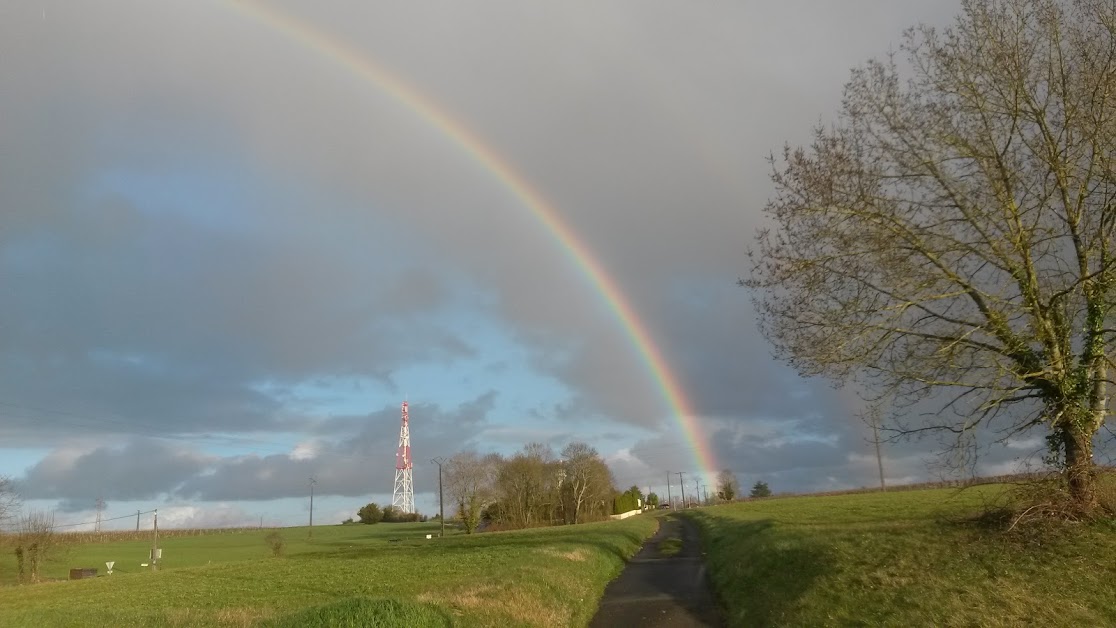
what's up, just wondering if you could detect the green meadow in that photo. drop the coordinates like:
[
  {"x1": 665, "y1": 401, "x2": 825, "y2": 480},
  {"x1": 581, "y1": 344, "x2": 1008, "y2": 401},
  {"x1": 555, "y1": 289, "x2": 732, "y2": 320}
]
[
  {"x1": 10, "y1": 486, "x2": 1116, "y2": 627},
  {"x1": 0, "y1": 517, "x2": 657, "y2": 627},
  {"x1": 685, "y1": 486, "x2": 1116, "y2": 627}
]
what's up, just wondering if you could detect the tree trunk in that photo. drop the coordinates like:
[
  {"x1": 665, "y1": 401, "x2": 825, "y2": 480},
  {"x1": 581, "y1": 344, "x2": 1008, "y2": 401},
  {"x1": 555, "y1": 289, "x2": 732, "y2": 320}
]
[
  {"x1": 1062, "y1": 423, "x2": 1098, "y2": 512},
  {"x1": 28, "y1": 544, "x2": 39, "y2": 583},
  {"x1": 1057, "y1": 355, "x2": 1107, "y2": 512},
  {"x1": 573, "y1": 481, "x2": 588, "y2": 525}
]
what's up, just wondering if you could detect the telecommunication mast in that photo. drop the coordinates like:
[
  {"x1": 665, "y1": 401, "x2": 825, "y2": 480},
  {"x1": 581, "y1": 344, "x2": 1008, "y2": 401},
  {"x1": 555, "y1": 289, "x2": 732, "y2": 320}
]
[{"x1": 392, "y1": 401, "x2": 414, "y2": 513}]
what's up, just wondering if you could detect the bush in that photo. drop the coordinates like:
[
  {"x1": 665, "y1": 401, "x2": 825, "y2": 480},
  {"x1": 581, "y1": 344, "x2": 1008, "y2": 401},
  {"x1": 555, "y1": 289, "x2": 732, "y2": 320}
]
[
  {"x1": 13, "y1": 510, "x2": 57, "y2": 583},
  {"x1": 264, "y1": 531, "x2": 285, "y2": 557},
  {"x1": 976, "y1": 471, "x2": 1116, "y2": 533},
  {"x1": 380, "y1": 507, "x2": 423, "y2": 523},
  {"x1": 613, "y1": 488, "x2": 642, "y2": 514},
  {"x1": 358, "y1": 503, "x2": 383, "y2": 524},
  {"x1": 380, "y1": 506, "x2": 401, "y2": 523}
]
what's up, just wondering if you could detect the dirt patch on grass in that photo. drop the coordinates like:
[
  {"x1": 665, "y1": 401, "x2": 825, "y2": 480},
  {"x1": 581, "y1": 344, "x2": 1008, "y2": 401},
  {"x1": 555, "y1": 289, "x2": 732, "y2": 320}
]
[
  {"x1": 418, "y1": 584, "x2": 497, "y2": 609},
  {"x1": 217, "y1": 607, "x2": 275, "y2": 626},
  {"x1": 537, "y1": 547, "x2": 588, "y2": 561},
  {"x1": 419, "y1": 584, "x2": 566, "y2": 627}
]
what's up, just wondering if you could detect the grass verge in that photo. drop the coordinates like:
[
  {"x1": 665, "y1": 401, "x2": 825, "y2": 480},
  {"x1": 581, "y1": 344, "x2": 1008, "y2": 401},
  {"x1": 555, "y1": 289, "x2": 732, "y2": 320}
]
[
  {"x1": 684, "y1": 486, "x2": 1116, "y2": 627},
  {"x1": 265, "y1": 597, "x2": 450, "y2": 627},
  {"x1": 0, "y1": 516, "x2": 657, "y2": 627}
]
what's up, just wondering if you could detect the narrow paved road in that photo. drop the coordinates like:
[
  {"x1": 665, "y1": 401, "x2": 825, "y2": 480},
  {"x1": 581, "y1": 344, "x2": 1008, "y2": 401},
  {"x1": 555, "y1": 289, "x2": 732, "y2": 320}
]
[{"x1": 589, "y1": 514, "x2": 722, "y2": 627}]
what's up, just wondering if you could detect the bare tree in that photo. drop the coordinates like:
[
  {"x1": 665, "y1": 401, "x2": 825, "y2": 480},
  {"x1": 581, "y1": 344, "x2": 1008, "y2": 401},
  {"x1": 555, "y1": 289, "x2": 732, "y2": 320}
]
[
  {"x1": 716, "y1": 469, "x2": 740, "y2": 501},
  {"x1": 559, "y1": 442, "x2": 613, "y2": 524},
  {"x1": 746, "y1": 0, "x2": 1116, "y2": 511},
  {"x1": 14, "y1": 510, "x2": 56, "y2": 583},
  {"x1": 496, "y1": 443, "x2": 559, "y2": 528},
  {"x1": 444, "y1": 451, "x2": 500, "y2": 533},
  {"x1": 0, "y1": 476, "x2": 19, "y2": 528}
]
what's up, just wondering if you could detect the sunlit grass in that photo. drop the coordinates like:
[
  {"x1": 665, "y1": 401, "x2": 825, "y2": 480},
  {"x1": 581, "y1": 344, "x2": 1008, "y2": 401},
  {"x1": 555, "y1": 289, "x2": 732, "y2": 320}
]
[
  {"x1": 685, "y1": 486, "x2": 1116, "y2": 627},
  {"x1": 1, "y1": 521, "x2": 452, "y2": 581},
  {"x1": 0, "y1": 517, "x2": 657, "y2": 627}
]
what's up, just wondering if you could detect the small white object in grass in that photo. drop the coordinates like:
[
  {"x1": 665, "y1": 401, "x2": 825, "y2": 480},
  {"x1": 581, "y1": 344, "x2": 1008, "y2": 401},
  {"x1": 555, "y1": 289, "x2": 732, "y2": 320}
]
[
  {"x1": 141, "y1": 563, "x2": 148, "y2": 567},
  {"x1": 426, "y1": 534, "x2": 432, "y2": 539},
  {"x1": 106, "y1": 561, "x2": 115, "y2": 575}
]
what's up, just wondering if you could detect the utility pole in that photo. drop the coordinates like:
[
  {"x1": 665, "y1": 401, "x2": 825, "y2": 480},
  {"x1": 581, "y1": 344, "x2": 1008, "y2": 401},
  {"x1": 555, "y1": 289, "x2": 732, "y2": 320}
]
[
  {"x1": 677, "y1": 472, "x2": 686, "y2": 508},
  {"x1": 94, "y1": 496, "x2": 104, "y2": 532},
  {"x1": 136, "y1": 510, "x2": 141, "y2": 532},
  {"x1": 694, "y1": 479, "x2": 700, "y2": 507},
  {"x1": 872, "y1": 419, "x2": 887, "y2": 491},
  {"x1": 308, "y1": 477, "x2": 317, "y2": 538},
  {"x1": 431, "y1": 457, "x2": 446, "y2": 537},
  {"x1": 151, "y1": 509, "x2": 159, "y2": 572},
  {"x1": 666, "y1": 472, "x2": 672, "y2": 509}
]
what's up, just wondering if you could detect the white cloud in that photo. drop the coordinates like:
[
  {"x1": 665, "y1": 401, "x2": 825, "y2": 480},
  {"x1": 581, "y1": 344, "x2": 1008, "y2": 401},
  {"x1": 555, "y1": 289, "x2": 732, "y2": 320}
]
[
  {"x1": 288, "y1": 441, "x2": 321, "y2": 461},
  {"x1": 1004, "y1": 437, "x2": 1044, "y2": 451},
  {"x1": 156, "y1": 503, "x2": 259, "y2": 529}
]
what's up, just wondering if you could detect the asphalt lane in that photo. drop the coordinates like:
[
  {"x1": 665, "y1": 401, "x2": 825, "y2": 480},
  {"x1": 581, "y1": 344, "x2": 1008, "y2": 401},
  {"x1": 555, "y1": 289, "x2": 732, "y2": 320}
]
[{"x1": 589, "y1": 513, "x2": 723, "y2": 627}]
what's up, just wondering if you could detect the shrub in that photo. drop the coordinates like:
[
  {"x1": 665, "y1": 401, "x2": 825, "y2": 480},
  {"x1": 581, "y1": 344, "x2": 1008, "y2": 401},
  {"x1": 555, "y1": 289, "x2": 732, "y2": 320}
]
[
  {"x1": 358, "y1": 503, "x2": 383, "y2": 524},
  {"x1": 380, "y1": 507, "x2": 422, "y2": 523},
  {"x1": 13, "y1": 510, "x2": 57, "y2": 583},
  {"x1": 613, "y1": 489, "x2": 641, "y2": 514},
  {"x1": 264, "y1": 531, "x2": 285, "y2": 557}
]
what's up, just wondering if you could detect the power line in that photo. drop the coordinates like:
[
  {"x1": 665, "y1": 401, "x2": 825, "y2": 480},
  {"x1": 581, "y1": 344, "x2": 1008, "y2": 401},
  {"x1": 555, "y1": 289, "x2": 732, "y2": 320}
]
[{"x1": 9, "y1": 508, "x2": 160, "y2": 531}]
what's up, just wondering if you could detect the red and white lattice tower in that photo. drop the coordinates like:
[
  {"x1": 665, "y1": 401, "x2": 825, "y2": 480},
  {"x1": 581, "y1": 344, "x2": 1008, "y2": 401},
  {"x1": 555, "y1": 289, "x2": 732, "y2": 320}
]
[{"x1": 392, "y1": 401, "x2": 414, "y2": 513}]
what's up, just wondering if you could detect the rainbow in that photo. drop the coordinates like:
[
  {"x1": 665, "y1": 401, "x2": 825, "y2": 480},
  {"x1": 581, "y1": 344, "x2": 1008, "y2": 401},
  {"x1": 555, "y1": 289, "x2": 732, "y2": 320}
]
[{"x1": 222, "y1": 1, "x2": 718, "y2": 477}]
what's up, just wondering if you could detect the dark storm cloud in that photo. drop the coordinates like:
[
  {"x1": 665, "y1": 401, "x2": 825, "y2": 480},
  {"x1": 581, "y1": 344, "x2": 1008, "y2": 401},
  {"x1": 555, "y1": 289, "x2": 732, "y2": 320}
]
[
  {"x1": 0, "y1": 197, "x2": 472, "y2": 445},
  {"x1": 18, "y1": 439, "x2": 211, "y2": 501},
  {"x1": 13, "y1": 395, "x2": 497, "y2": 504},
  {"x1": 0, "y1": 0, "x2": 980, "y2": 499},
  {"x1": 177, "y1": 394, "x2": 497, "y2": 500},
  {"x1": 365, "y1": 0, "x2": 966, "y2": 425},
  {"x1": 55, "y1": 499, "x2": 101, "y2": 514}
]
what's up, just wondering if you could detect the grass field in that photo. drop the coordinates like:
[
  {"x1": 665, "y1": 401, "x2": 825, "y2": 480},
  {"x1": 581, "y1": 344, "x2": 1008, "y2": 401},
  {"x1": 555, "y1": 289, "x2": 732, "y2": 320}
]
[
  {"x1": 1, "y1": 522, "x2": 455, "y2": 582},
  {"x1": 0, "y1": 517, "x2": 658, "y2": 627},
  {"x1": 685, "y1": 486, "x2": 1116, "y2": 627}
]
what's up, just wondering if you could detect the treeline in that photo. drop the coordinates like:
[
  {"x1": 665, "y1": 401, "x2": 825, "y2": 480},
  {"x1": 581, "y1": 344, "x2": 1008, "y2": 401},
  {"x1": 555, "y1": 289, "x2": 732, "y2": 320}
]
[
  {"x1": 349, "y1": 442, "x2": 646, "y2": 532},
  {"x1": 445, "y1": 442, "x2": 625, "y2": 532},
  {"x1": 349, "y1": 504, "x2": 427, "y2": 525}
]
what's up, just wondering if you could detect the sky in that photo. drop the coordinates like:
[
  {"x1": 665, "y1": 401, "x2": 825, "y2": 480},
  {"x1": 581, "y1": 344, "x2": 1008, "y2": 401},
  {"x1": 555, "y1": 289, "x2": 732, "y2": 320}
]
[{"x1": 0, "y1": 0, "x2": 1055, "y2": 530}]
